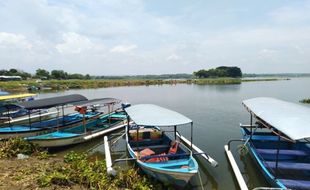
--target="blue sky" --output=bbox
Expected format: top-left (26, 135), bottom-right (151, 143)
top-left (0, 0), bottom-right (310, 75)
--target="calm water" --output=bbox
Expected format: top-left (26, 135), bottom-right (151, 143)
top-left (36, 78), bottom-right (310, 190)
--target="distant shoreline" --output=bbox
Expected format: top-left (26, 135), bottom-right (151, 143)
top-left (0, 77), bottom-right (291, 93)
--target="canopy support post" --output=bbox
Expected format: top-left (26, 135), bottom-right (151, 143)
top-left (7, 107), bottom-right (12, 129)
top-left (190, 122), bottom-right (193, 154)
top-left (39, 109), bottom-right (42, 123)
top-left (275, 135), bottom-right (280, 178)
top-left (136, 127), bottom-right (139, 153)
top-left (56, 107), bottom-right (60, 131)
top-left (62, 105), bottom-right (65, 125)
top-left (174, 125), bottom-right (177, 140)
top-left (126, 115), bottom-right (130, 141)
top-left (83, 113), bottom-right (86, 133)
top-left (250, 114), bottom-right (253, 140)
top-left (28, 111), bottom-right (31, 129)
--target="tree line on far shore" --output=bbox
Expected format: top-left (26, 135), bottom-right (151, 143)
top-left (0, 69), bottom-right (91, 80)
top-left (1, 66), bottom-right (242, 80)
top-left (193, 66), bottom-right (242, 78)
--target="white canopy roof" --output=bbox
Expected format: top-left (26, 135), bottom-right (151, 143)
top-left (243, 97), bottom-right (310, 140)
top-left (125, 104), bottom-right (192, 127)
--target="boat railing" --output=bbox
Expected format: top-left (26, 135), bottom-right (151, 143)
top-left (139, 152), bottom-right (203, 161)
top-left (240, 124), bottom-right (258, 128)
top-left (226, 139), bottom-right (247, 150)
top-left (252, 188), bottom-right (287, 190)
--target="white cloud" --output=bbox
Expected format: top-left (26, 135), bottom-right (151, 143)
top-left (56, 32), bottom-right (95, 54)
top-left (270, 6), bottom-right (310, 24)
top-left (0, 32), bottom-right (32, 50)
top-left (167, 54), bottom-right (181, 61)
top-left (1, 0), bottom-right (310, 74)
top-left (110, 44), bottom-right (137, 53)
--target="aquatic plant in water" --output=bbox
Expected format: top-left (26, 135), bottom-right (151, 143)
top-left (39, 151), bottom-right (158, 190)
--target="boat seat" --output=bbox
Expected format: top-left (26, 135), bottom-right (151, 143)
top-left (278, 179), bottom-right (310, 190)
top-left (264, 161), bottom-right (310, 171)
top-left (132, 144), bottom-right (170, 151)
top-left (256, 149), bottom-right (308, 156)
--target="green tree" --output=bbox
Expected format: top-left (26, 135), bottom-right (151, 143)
top-left (36, 69), bottom-right (50, 79)
top-left (194, 66), bottom-right (242, 78)
top-left (51, 70), bottom-right (68, 79)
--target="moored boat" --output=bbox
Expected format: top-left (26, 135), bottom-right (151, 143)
top-left (237, 97), bottom-right (310, 190)
top-left (0, 94), bottom-right (96, 139)
top-left (0, 93), bottom-right (37, 122)
top-left (124, 104), bottom-right (199, 186)
top-left (27, 98), bottom-right (127, 147)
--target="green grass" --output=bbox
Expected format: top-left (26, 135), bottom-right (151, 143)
top-left (241, 78), bottom-right (289, 82)
top-left (38, 151), bottom-right (163, 189)
top-left (0, 78), bottom-right (243, 93)
top-left (0, 139), bottom-right (163, 189)
top-left (193, 78), bottom-right (241, 85)
top-left (0, 138), bottom-right (40, 158)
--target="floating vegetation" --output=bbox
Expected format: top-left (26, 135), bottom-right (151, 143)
top-left (38, 151), bottom-right (157, 189)
top-left (242, 78), bottom-right (289, 82)
top-left (300, 98), bottom-right (310, 104)
top-left (237, 144), bottom-right (249, 156)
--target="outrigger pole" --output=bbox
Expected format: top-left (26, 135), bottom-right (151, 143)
top-left (176, 132), bottom-right (218, 167)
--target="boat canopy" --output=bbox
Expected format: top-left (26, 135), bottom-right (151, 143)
top-left (0, 93), bottom-right (36, 101)
top-left (72, 98), bottom-right (121, 107)
top-left (243, 97), bottom-right (310, 140)
top-left (18, 94), bottom-right (88, 110)
top-left (125, 104), bottom-right (192, 127)
top-left (0, 104), bottom-right (22, 113)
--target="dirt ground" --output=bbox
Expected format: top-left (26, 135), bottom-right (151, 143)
top-left (0, 157), bottom-right (86, 190)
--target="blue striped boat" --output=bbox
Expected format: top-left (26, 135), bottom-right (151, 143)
top-left (241, 97), bottom-right (310, 190)
top-left (124, 104), bottom-right (199, 186)
top-left (27, 111), bottom-right (127, 147)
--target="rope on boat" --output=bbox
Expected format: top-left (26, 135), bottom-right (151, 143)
top-left (197, 170), bottom-right (205, 190)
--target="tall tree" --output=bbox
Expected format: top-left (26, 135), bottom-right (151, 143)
top-left (36, 68), bottom-right (50, 79)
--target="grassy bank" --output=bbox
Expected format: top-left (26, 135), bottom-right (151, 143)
top-left (241, 78), bottom-right (289, 82)
top-left (0, 78), bottom-right (243, 93)
top-left (0, 138), bottom-right (162, 190)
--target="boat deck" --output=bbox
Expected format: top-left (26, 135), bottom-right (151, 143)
top-left (243, 128), bottom-right (310, 190)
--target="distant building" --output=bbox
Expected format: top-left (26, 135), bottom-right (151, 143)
top-left (0, 76), bottom-right (22, 81)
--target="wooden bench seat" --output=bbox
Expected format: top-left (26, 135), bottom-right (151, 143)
top-left (256, 149), bottom-right (308, 156)
top-left (279, 179), bottom-right (310, 190)
top-left (264, 161), bottom-right (310, 171)
top-left (132, 144), bottom-right (170, 151)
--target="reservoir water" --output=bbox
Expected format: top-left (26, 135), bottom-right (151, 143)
top-left (36, 78), bottom-right (310, 190)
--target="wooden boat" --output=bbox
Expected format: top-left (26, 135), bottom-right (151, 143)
top-left (0, 94), bottom-right (94, 139)
top-left (0, 93), bottom-right (37, 121)
top-left (27, 98), bottom-right (127, 147)
top-left (240, 97), bottom-right (310, 190)
top-left (124, 104), bottom-right (199, 186)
